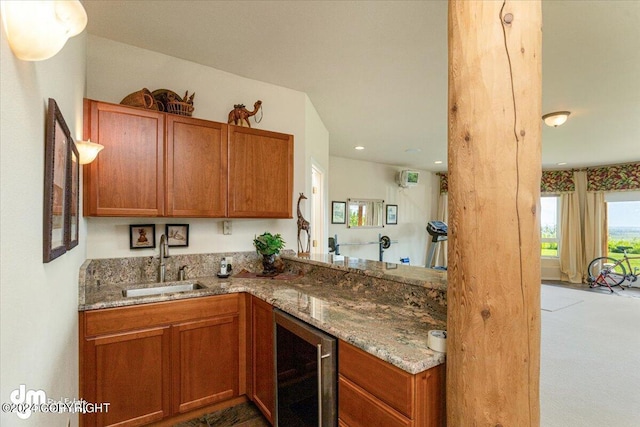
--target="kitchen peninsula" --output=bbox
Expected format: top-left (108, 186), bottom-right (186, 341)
top-left (78, 253), bottom-right (447, 426)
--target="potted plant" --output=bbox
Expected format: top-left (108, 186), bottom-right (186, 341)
top-left (253, 232), bottom-right (285, 276)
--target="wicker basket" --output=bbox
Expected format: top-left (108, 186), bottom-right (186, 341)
top-left (166, 100), bottom-right (194, 117)
top-left (120, 88), bottom-right (159, 110)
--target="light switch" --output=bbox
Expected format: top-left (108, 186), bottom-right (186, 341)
top-left (223, 221), bottom-right (232, 235)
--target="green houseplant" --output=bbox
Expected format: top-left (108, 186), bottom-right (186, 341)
top-left (253, 232), bottom-right (285, 276)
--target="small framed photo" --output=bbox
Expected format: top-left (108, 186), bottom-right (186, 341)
top-left (166, 224), bottom-right (189, 247)
top-left (332, 201), bottom-right (346, 224)
top-left (386, 204), bottom-right (398, 225)
top-left (130, 224), bottom-right (156, 249)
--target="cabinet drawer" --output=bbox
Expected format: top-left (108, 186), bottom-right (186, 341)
top-left (339, 376), bottom-right (411, 427)
top-left (84, 294), bottom-right (239, 336)
top-left (339, 340), bottom-right (413, 418)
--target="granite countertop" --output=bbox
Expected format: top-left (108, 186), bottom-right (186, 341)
top-left (284, 253), bottom-right (448, 291)
top-left (79, 254), bottom-right (447, 374)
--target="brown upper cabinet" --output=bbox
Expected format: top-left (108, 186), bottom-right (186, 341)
top-left (166, 115), bottom-right (228, 217)
top-left (228, 126), bottom-right (293, 218)
top-left (83, 99), bottom-right (293, 218)
top-left (83, 100), bottom-right (165, 216)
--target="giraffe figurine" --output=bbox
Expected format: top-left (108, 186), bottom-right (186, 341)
top-left (297, 193), bottom-right (311, 254)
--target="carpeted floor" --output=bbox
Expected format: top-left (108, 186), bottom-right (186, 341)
top-left (543, 279), bottom-right (640, 299)
top-left (540, 284), bottom-right (640, 426)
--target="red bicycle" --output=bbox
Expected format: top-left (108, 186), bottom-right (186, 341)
top-left (587, 246), bottom-right (640, 292)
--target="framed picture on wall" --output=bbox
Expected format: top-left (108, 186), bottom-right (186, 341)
top-left (66, 140), bottom-right (79, 250)
top-left (386, 204), bottom-right (398, 225)
top-left (43, 98), bottom-right (71, 262)
top-left (166, 224), bottom-right (189, 247)
top-left (130, 224), bottom-right (156, 249)
top-left (331, 201), bottom-right (346, 224)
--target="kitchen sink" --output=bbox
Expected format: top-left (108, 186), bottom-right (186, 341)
top-left (122, 281), bottom-right (205, 298)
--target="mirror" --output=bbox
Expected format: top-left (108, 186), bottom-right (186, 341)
top-left (43, 98), bottom-right (73, 262)
top-left (347, 198), bottom-right (384, 228)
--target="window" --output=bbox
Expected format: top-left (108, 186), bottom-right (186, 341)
top-left (607, 201), bottom-right (640, 271)
top-left (541, 196), bottom-right (559, 257)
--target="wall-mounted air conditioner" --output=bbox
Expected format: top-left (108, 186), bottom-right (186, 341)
top-left (396, 170), bottom-right (420, 188)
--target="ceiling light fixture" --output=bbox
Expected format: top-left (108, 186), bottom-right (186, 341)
top-left (557, 162), bottom-right (567, 166)
top-left (542, 111), bottom-right (571, 127)
top-left (1, 0), bottom-right (87, 61)
top-left (354, 146), bottom-right (365, 150)
top-left (434, 160), bottom-right (443, 164)
top-left (75, 139), bottom-right (104, 165)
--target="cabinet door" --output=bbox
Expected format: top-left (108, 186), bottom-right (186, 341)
top-left (172, 315), bottom-right (240, 414)
top-left (251, 296), bottom-right (275, 423)
top-left (339, 376), bottom-right (411, 427)
top-left (228, 126), bottom-right (293, 218)
top-left (83, 100), bottom-right (165, 216)
top-left (82, 327), bottom-right (171, 426)
top-left (166, 116), bottom-right (228, 217)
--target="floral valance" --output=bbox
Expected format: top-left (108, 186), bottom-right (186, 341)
top-left (587, 163), bottom-right (640, 192)
top-left (437, 173), bottom-right (448, 194)
top-left (540, 170), bottom-right (575, 193)
top-left (437, 162), bottom-right (639, 194)
top-left (438, 170), bottom-right (574, 194)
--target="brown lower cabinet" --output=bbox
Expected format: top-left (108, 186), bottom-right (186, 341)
top-left (79, 294), bottom-right (244, 426)
top-left (80, 294), bottom-right (444, 426)
top-left (338, 340), bottom-right (446, 427)
top-left (250, 296), bottom-right (275, 423)
top-left (171, 315), bottom-right (239, 414)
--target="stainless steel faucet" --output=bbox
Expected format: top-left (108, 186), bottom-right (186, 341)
top-left (159, 234), bottom-right (170, 282)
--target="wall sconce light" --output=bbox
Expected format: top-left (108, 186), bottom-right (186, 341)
top-left (1, 0), bottom-right (87, 61)
top-left (75, 139), bottom-right (104, 165)
top-left (542, 111), bottom-right (571, 127)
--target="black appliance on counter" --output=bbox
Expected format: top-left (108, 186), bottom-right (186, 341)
top-left (274, 309), bottom-right (337, 427)
top-left (426, 220), bottom-right (448, 270)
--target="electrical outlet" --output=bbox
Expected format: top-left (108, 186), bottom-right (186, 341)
top-left (223, 220), bottom-right (232, 235)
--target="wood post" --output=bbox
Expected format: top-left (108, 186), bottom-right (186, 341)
top-left (447, 1), bottom-right (542, 426)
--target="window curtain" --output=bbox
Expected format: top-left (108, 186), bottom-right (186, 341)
top-left (559, 188), bottom-right (583, 283)
top-left (558, 171), bottom-right (607, 283)
top-left (583, 192), bottom-right (607, 277)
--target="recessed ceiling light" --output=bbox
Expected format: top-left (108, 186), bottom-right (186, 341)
top-left (434, 160), bottom-right (443, 164)
top-left (405, 148), bottom-right (422, 153)
top-left (557, 162), bottom-right (567, 166)
top-left (354, 146), bottom-right (365, 150)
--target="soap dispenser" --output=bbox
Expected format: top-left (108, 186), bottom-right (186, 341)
top-left (178, 265), bottom-right (187, 281)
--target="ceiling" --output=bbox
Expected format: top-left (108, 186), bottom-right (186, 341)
top-left (83, 0), bottom-right (640, 172)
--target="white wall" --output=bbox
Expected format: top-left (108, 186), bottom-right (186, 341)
top-left (328, 157), bottom-right (438, 265)
top-left (85, 36), bottom-right (328, 259)
top-left (304, 95), bottom-right (330, 253)
top-left (0, 31), bottom-right (87, 426)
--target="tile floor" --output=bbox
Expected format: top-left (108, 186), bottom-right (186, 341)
top-left (174, 402), bottom-right (269, 427)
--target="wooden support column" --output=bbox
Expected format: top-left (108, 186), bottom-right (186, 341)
top-left (447, 1), bottom-right (542, 426)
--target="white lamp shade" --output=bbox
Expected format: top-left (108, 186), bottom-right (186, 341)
top-left (1, 0), bottom-right (87, 61)
top-left (542, 111), bottom-right (571, 127)
top-left (75, 140), bottom-right (104, 165)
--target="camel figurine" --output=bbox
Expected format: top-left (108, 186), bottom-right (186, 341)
top-left (297, 193), bottom-right (311, 254)
top-left (227, 100), bottom-right (262, 127)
